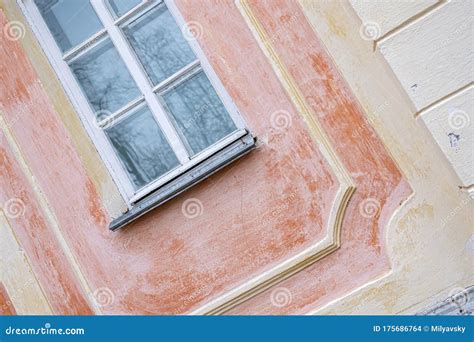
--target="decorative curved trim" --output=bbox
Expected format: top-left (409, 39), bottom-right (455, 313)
top-left (189, 0), bottom-right (356, 315)
top-left (194, 186), bottom-right (354, 315)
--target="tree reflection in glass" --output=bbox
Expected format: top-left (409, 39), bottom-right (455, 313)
top-left (70, 38), bottom-right (141, 117)
top-left (105, 105), bottom-right (179, 189)
top-left (162, 71), bottom-right (237, 156)
top-left (123, 4), bottom-right (196, 85)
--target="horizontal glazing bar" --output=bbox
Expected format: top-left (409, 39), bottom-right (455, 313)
top-left (152, 60), bottom-right (201, 94)
top-left (62, 29), bottom-right (108, 62)
top-left (97, 96), bottom-right (145, 129)
top-left (114, 0), bottom-right (162, 27)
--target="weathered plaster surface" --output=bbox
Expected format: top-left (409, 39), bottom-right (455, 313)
top-left (1, 0), bottom-right (468, 316)
top-left (420, 84), bottom-right (473, 187)
top-left (0, 282), bottom-right (16, 315)
top-left (377, 0), bottom-right (473, 111)
top-left (0, 2), bottom-right (125, 216)
top-left (351, 0), bottom-right (473, 192)
top-left (0, 122), bottom-right (92, 314)
top-left (1, 2), bottom-right (340, 314)
top-left (222, 0), bottom-right (410, 314)
top-left (350, 0), bottom-right (437, 38)
top-left (299, 0), bottom-right (473, 314)
top-left (0, 210), bottom-right (51, 314)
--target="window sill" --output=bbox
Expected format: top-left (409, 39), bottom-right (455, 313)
top-left (109, 132), bottom-right (256, 231)
top-left (129, 129), bottom-right (248, 203)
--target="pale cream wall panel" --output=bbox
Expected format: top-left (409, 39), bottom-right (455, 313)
top-left (378, 0), bottom-right (473, 110)
top-left (300, 0), bottom-right (473, 314)
top-left (0, 212), bottom-right (52, 314)
top-left (421, 85), bottom-right (473, 187)
top-left (350, 0), bottom-right (437, 37)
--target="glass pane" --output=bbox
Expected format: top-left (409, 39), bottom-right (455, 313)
top-left (107, 0), bottom-right (142, 18)
top-left (161, 71), bottom-right (237, 156)
top-left (70, 38), bottom-right (141, 117)
top-left (123, 4), bottom-right (196, 85)
top-left (105, 106), bottom-right (180, 189)
top-left (35, 0), bottom-right (103, 53)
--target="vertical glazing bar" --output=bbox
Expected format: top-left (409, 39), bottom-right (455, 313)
top-left (91, 0), bottom-right (190, 165)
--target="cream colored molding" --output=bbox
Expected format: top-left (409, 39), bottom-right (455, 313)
top-left (190, 0), bottom-right (356, 315)
top-left (0, 114), bottom-right (102, 314)
top-left (306, 191), bottom-right (417, 315)
top-left (0, 211), bottom-right (52, 314)
top-left (195, 187), bottom-right (353, 315)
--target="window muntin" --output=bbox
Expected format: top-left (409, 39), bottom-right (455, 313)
top-left (122, 3), bottom-right (196, 86)
top-left (107, 0), bottom-right (141, 18)
top-left (27, 0), bottom-right (246, 202)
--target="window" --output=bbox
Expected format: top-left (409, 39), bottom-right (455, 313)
top-left (22, 0), bottom-right (254, 228)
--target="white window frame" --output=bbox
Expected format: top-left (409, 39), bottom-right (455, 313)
top-left (19, 0), bottom-right (247, 207)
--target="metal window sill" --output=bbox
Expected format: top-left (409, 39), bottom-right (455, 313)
top-left (109, 132), bottom-right (256, 231)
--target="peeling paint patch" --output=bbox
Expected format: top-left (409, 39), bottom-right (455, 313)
top-left (448, 132), bottom-right (460, 148)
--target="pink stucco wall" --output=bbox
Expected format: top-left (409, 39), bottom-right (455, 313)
top-left (0, 0), bottom-right (411, 314)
